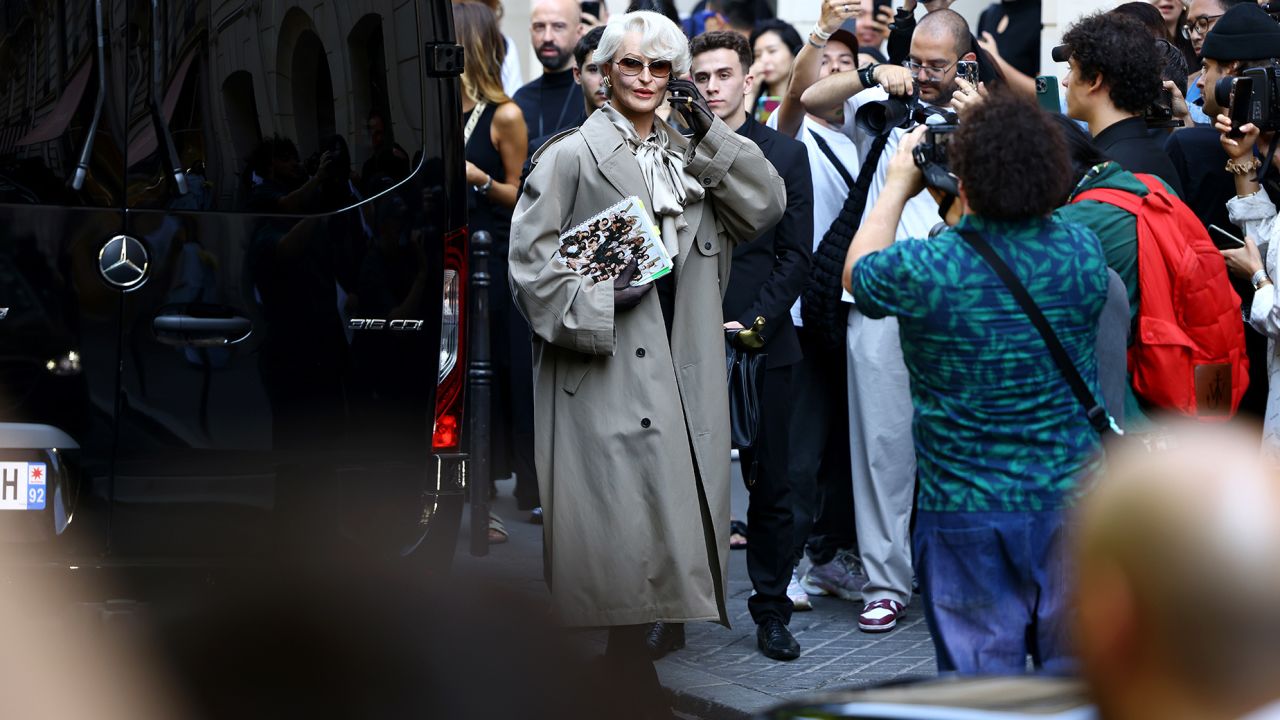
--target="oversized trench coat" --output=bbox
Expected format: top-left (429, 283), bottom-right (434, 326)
top-left (508, 109), bottom-right (786, 627)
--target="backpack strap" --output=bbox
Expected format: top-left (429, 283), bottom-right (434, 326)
top-left (1132, 173), bottom-right (1166, 195)
top-left (1072, 186), bottom-right (1144, 215)
top-left (958, 229), bottom-right (1122, 437)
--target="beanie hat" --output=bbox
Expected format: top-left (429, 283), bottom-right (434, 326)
top-left (1201, 4), bottom-right (1280, 61)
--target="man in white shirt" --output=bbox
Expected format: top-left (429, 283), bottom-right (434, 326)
top-left (765, 1), bottom-right (869, 610)
top-left (801, 7), bottom-right (976, 634)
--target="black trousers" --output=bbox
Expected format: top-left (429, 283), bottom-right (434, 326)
top-left (742, 364), bottom-right (795, 625)
top-left (788, 326), bottom-right (856, 567)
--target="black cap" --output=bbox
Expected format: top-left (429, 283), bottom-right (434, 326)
top-left (1201, 4), bottom-right (1280, 61)
top-left (1051, 43), bottom-right (1071, 63)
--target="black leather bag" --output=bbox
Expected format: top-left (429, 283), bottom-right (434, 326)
top-left (801, 132), bottom-right (890, 351)
top-left (725, 340), bottom-right (766, 449)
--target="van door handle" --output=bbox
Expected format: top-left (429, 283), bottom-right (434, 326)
top-left (153, 311), bottom-right (252, 347)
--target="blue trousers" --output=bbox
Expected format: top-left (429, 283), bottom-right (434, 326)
top-left (913, 510), bottom-right (1074, 674)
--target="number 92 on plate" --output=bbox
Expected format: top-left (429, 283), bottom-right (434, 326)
top-left (0, 463), bottom-right (47, 511)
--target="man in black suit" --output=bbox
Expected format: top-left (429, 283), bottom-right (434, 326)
top-left (1057, 12), bottom-right (1185, 197)
top-left (689, 30), bottom-right (813, 661)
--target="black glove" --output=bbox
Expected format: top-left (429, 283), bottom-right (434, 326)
top-left (667, 78), bottom-right (715, 141)
top-left (613, 260), bottom-right (653, 311)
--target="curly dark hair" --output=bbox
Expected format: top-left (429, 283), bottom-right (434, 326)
top-left (689, 30), bottom-right (753, 72)
top-left (950, 91), bottom-right (1072, 222)
top-left (1062, 12), bottom-right (1162, 115)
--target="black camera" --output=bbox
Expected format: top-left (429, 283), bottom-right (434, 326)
top-left (912, 116), bottom-right (960, 196)
top-left (1214, 63), bottom-right (1280, 135)
top-left (1144, 87), bottom-right (1179, 129)
top-left (855, 85), bottom-right (957, 137)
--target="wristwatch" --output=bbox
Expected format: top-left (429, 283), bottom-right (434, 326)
top-left (858, 62), bottom-right (880, 90)
top-left (473, 174), bottom-right (493, 195)
top-left (1253, 268), bottom-right (1271, 290)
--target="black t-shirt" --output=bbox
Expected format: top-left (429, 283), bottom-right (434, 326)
top-left (513, 69), bottom-right (588, 144)
top-left (977, 0), bottom-right (1042, 78)
top-left (1094, 116), bottom-right (1185, 199)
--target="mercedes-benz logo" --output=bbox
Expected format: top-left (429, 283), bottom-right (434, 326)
top-left (98, 235), bottom-right (149, 290)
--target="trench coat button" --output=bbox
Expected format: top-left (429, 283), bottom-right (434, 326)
top-left (636, 347), bottom-right (646, 358)
top-left (701, 176), bottom-right (713, 186)
top-left (703, 242), bottom-right (712, 250)
top-left (640, 418), bottom-right (651, 428)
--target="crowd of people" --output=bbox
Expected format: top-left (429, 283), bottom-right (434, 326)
top-left (453, 0), bottom-right (1280, 717)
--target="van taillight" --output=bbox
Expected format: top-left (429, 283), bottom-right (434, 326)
top-left (433, 227), bottom-right (468, 451)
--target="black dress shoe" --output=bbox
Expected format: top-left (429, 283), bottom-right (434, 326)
top-left (756, 617), bottom-right (801, 661)
top-left (644, 622), bottom-right (685, 660)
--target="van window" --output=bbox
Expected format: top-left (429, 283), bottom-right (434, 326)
top-left (0, 3), bottom-right (122, 207)
top-left (126, 1), bottom-right (425, 214)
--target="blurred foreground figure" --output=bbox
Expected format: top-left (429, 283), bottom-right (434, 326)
top-left (1074, 428), bottom-right (1280, 720)
top-left (0, 565), bottom-right (609, 719)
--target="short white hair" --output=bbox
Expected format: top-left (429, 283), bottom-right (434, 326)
top-left (595, 11), bottom-right (691, 77)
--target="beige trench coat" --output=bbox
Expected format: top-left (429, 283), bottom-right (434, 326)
top-left (508, 109), bottom-right (786, 627)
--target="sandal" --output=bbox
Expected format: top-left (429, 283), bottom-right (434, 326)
top-left (488, 512), bottom-right (509, 545)
top-left (730, 519), bottom-right (748, 550)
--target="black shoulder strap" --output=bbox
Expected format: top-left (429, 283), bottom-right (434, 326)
top-left (856, 134), bottom-right (890, 195)
top-left (957, 229), bottom-right (1120, 437)
top-left (809, 130), bottom-right (855, 189)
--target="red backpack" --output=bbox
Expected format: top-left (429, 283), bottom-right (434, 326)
top-left (1072, 174), bottom-right (1248, 419)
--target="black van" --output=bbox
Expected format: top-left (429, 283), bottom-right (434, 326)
top-left (0, 0), bottom-right (468, 590)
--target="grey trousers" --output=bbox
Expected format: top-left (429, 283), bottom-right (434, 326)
top-left (846, 308), bottom-right (915, 608)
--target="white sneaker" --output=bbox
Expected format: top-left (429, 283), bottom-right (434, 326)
top-left (787, 570), bottom-right (813, 611)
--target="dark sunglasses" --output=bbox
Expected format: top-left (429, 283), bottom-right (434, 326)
top-left (615, 56), bottom-right (673, 78)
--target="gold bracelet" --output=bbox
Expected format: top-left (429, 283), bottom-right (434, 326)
top-left (1226, 156), bottom-right (1262, 176)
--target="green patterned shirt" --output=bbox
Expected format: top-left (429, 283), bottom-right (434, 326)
top-left (850, 214), bottom-right (1109, 512)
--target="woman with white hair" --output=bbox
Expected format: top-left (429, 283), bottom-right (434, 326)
top-left (509, 10), bottom-right (785, 714)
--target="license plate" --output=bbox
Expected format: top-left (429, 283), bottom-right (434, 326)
top-left (0, 463), bottom-right (46, 511)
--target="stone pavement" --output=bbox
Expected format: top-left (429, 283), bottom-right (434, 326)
top-left (455, 470), bottom-right (937, 719)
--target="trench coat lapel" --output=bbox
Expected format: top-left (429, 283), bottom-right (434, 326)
top-left (581, 111), bottom-right (656, 222)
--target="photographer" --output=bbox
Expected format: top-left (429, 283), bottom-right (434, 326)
top-left (843, 91), bottom-right (1110, 673)
top-left (1058, 12), bottom-right (1185, 197)
top-left (1181, 3), bottom-right (1280, 422)
top-left (800, 8), bottom-right (975, 635)
top-left (1214, 6), bottom-right (1280, 455)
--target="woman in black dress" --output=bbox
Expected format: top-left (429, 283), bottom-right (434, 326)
top-left (455, 2), bottom-right (529, 542)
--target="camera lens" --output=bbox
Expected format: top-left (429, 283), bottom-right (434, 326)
top-left (855, 98), bottom-right (913, 136)
top-left (1214, 77), bottom-right (1237, 111)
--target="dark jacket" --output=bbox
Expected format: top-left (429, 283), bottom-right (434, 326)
top-left (1164, 126), bottom-right (1238, 233)
top-left (1094, 117), bottom-right (1185, 198)
top-left (725, 116), bottom-right (813, 369)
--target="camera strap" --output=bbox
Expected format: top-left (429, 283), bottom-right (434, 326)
top-left (958, 229), bottom-right (1122, 437)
